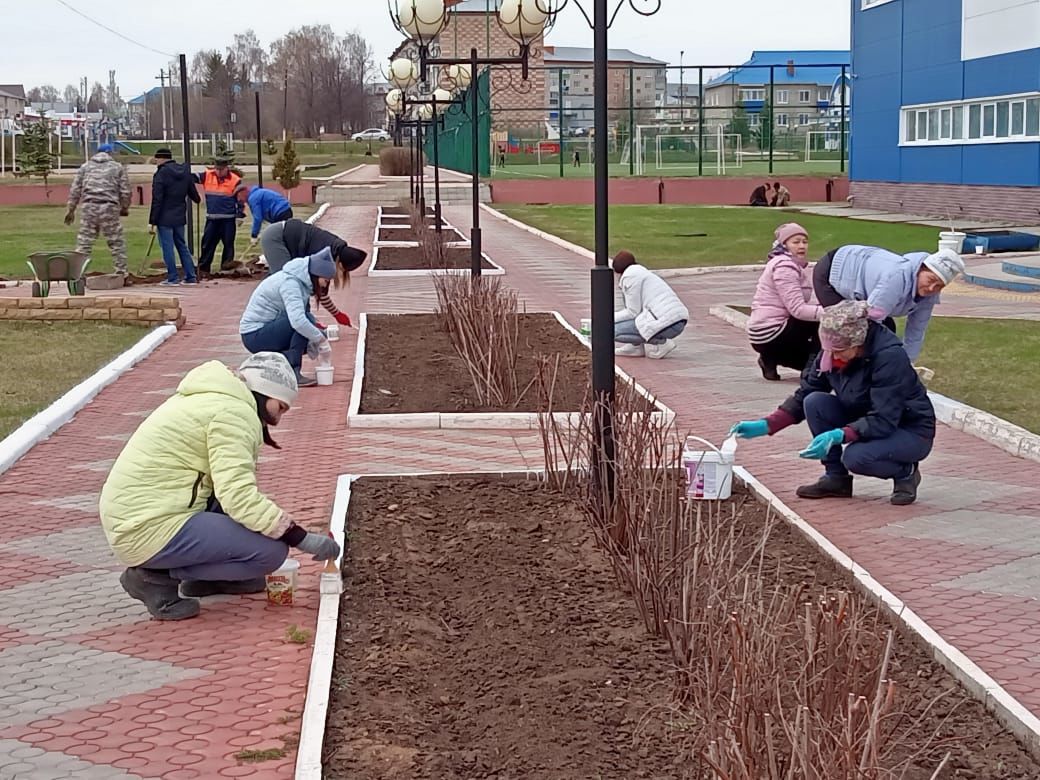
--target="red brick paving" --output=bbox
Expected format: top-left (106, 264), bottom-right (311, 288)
top-left (0, 202), bottom-right (1038, 776)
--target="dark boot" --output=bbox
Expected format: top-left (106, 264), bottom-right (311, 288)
top-left (180, 578), bottom-right (267, 597)
top-left (891, 465), bottom-right (922, 506)
top-left (796, 474), bottom-right (854, 499)
top-left (758, 357), bottom-right (781, 381)
top-left (295, 371), bottom-right (317, 387)
top-left (120, 567), bottom-right (200, 621)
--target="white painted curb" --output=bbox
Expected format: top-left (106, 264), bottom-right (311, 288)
top-left (480, 203), bottom-right (767, 277)
top-left (368, 247), bottom-right (505, 278)
top-left (707, 303), bottom-right (1040, 465)
top-left (736, 466), bottom-right (1040, 756)
top-left (372, 222), bottom-right (469, 249)
top-left (347, 311), bottom-right (674, 429)
top-left (294, 473), bottom-right (353, 780)
top-left (307, 203), bottom-right (331, 225)
top-left (0, 323), bottom-right (178, 478)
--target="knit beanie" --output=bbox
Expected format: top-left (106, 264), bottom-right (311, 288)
top-left (238, 352), bottom-right (299, 406)
top-left (818, 301), bottom-right (870, 372)
top-left (774, 222), bottom-right (808, 247)
top-left (307, 246), bottom-right (337, 279)
top-left (337, 245), bottom-right (368, 272)
top-left (923, 248), bottom-right (965, 285)
top-left (97, 143), bottom-right (114, 153)
top-left (611, 250), bottom-right (637, 276)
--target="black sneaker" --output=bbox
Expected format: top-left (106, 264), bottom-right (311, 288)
top-left (119, 568), bottom-right (200, 620)
top-left (296, 373), bottom-right (318, 387)
top-left (758, 357), bottom-right (781, 381)
top-left (796, 474), bottom-right (854, 499)
top-left (180, 578), bottom-right (267, 597)
top-left (891, 465), bottom-right (922, 506)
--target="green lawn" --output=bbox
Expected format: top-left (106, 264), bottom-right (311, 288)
top-left (495, 205), bottom-right (942, 269)
top-left (916, 318), bottom-right (1040, 435)
top-left (0, 203), bottom-right (316, 278)
top-left (0, 321), bottom-right (148, 438)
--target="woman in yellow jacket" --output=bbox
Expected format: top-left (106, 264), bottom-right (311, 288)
top-left (99, 352), bottom-right (340, 620)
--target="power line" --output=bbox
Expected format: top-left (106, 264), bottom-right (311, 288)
top-left (54, 0), bottom-right (176, 58)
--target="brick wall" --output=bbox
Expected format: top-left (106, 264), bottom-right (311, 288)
top-left (850, 181), bottom-right (1040, 225)
top-left (0, 295), bottom-right (185, 329)
top-left (441, 13), bottom-right (545, 131)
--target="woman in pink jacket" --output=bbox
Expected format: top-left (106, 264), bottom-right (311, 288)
top-left (747, 223), bottom-right (823, 380)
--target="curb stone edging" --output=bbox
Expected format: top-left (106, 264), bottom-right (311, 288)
top-left (292, 466), bottom-right (1040, 778)
top-left (308, 203), bottom-right (331, 225)
top-left (0, 323), bottom-right (178, 477)
top-left (368, 247), bottom-right (505, 278)
top-left (295, 473), bottom-right (352, 780)
top-left (347, 312), bottom-right (674, 429)
top-left (736, 466), bottom-right (1040, 758)
top-left (707, 303), bottom-right (1040, 465)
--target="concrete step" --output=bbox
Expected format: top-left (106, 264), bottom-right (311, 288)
top-left (1002, 255), bottom-right (1040, 279)
top-left (963, 262), bottom-right (1040, 293)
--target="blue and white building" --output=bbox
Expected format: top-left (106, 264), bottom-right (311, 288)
top-left (851, 0), bottom-right (1040, 221)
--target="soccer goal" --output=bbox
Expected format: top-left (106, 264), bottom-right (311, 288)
top-left (805, 130), bottom-right (849, 163)
top-left (633, 125), bottom-right (743, 175)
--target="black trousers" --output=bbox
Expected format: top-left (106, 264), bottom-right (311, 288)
top-left (813, 249), bottom-right (898, 333)
top-left (270, 208), bottom-right (293, 224)
top-left (752, 318), bottom-right (821, 371)
top-left (198, 218), bottom-right (237, 271)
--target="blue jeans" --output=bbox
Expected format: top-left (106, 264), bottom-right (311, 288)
top-left (614, 319), bottom-right (687, 345)
top-left (241, 311), bottom-right (315, 372)
top-left (156, 225), bottom-right (197, 283)
top-left (803, 392), bottom-right (933, 480)
top-left (143, 511), bottom-right (287, 581)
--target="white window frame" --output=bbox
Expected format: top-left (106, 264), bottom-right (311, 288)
top-left (900, 91), bottom-right (1040, 146)
top-left (775, 113), bottom-right (789, 127)
top-left (819, 88), bottom-right (831, 102)
top-left (775, 89), bottom-right (789, 104)
top-left (740, 88), bottom-right (765, 102)
top-left (798, 113), bottom-right (811, 126)
top-left (798, 89), bottom-right (812, 103)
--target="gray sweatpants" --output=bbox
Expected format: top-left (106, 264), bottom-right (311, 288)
top-left (143, 511), bottom-right (288, 581)
top-left (260, 221), bottom-right (293, 273)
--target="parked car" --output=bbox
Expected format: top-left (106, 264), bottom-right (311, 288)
top-left (352, 128), bottom-right (391, 142)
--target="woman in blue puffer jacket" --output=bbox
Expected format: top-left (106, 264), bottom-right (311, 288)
top-left (239, 246), bottom-right (339, 386)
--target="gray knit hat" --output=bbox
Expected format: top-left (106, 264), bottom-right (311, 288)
top-left (238, 352), bottom-right (298, 406)
top-left (923, 248), bottom-right (965, 285)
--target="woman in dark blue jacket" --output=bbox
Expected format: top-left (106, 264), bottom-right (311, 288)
top-left (731, 300), bottom-right (936, 505)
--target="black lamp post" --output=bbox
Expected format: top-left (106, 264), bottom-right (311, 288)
top-left (389, 0), bottom-right (556, 278)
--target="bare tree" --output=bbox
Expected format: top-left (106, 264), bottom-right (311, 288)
top-left (27, 85), bottom-right (61, 103)
top-left (86, 82), bottom-right (105, 112)
top-left (231, 29), bottom-right (268, 85)
top-left (62, 84), bottom-right (81, 109)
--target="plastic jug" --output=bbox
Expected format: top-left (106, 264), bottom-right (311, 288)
top-left (683, 434), bottom-right (737, 500)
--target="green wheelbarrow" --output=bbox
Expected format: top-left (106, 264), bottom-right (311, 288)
top-left (26, 251), bottom-right (92, 297)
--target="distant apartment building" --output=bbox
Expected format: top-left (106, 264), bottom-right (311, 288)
top-left (0, 84), bottom-right (26, 119)
top-left (544, 46), bottom-right (667, 132)
top-left (702, 50), bottom-right (850, 133)
top-left (662, 82), bottom-right (701, 124)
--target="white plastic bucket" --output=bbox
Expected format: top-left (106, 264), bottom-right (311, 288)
top-left (938, 231), bottom-right (966, 254)
top-left (326, 324), bottom-right (341, 342)
top-left (682, 435), bottom-right (736, 500)
top-left (315, 366), bottom-right (334, 386)
top-left (266, 557), bottom-right (300, 605)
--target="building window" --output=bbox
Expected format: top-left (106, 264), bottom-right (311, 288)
top-left (775, 113), bottom-right (789, 127)
top-left (749, 114), bottom-right (760, 127)
top-left (819, 88), bottom-right (831, 102)
top-left (798, 89), bottom-right (812, 103)
top-left (776, 90), bottom-right (789, 104)
top-left (902, 92), bottom-right (1040, 146)
top-left (798, 113), bottom-right (811, 125)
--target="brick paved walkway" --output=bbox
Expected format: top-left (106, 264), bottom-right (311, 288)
top-left (0, 203), bottom-right (1038, 777)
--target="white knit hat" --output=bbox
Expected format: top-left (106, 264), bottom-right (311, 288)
top-left (238, 353), bottom-right (299, 406)
top-left (923, 248), bottom-right (965, 285)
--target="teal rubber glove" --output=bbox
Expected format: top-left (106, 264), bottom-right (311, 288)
top-left (730, 420), bottom-right (769, 439)
top-left (799, 429), bottom-right (845, 459)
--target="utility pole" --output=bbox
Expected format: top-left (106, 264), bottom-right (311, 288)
top-left (179, 54), bottom-right (195, 254)
top-left (282, 68), bottom-right (289, 141)
top-left (168, 66), bottom-right (175, 139)
top-left (157, 71), bottom-right (168, 141)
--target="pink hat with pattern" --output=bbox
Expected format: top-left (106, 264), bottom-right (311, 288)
top-left (774, 222), bottom-right (808, 246)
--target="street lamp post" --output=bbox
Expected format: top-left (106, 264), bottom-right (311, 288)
top-left (389, 0), bottom-right (556, 277)
top-left (679, 49), bottom-right (684, 127)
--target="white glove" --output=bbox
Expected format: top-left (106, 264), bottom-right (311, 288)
top-left (307, 337), bottom-right (331, 360)
top-left (318, 339), bottom-right (332, 355)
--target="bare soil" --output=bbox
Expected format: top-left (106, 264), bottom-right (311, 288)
top-left (324, 477), bottom-right (1040, 779)
top-left (373, 246), bottom-right (494, 272)
top-left (377, 226), bottom-right (463, 243)
top-left (324, 476), bottom-right (685, 779)
top-left (359, 312), bottom-right (606, 414)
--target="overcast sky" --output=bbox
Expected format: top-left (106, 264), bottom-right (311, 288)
top-left (4, 0), bottom-right (851, 98)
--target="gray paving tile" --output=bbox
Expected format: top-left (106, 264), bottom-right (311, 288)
top-left (939, 556), bottom-right (1040, 599)
top-left (0, 571), bottom-right (152, 636)
top-left (0, 738), bottom-right (152, 778)
top-left (0, 642), bottom-right (205, 727)
top-left (30, 494), bottom-right (100, 516)
top-left (878, 509), bottom-right (1040, 552)
top-left (0, 527), bottom-right (118, 569)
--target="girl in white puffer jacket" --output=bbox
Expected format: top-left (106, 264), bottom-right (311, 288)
top-left (612, 250), bottom-right (689, 359)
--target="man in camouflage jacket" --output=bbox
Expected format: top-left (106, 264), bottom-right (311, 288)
top-left (65, 143), bottom-right (132, 277)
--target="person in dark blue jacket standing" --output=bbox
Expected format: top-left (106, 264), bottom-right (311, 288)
top-left (730, 300), bottom-right (936, 506)
top-left (196, 157), bottom-right (243, 275)
top-left (148, 148), bottom-right (201, 285)
top-left (236, 185), bottom-right (293, 246)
